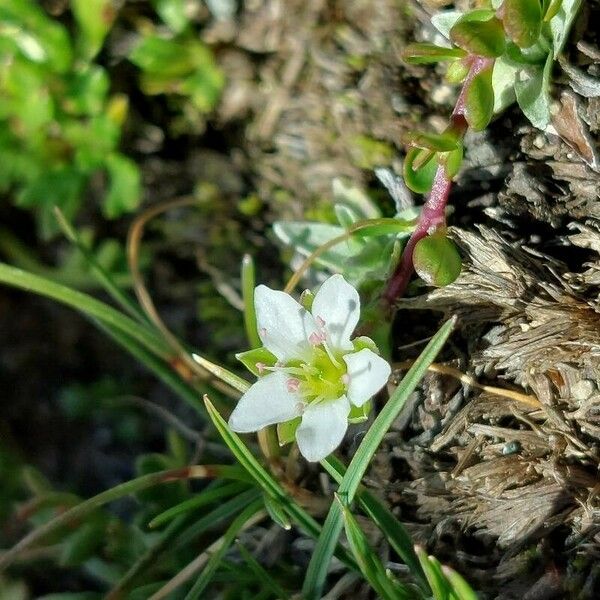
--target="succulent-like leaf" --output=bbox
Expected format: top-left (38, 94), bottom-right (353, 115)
top-left (464, 65), bottom-right (494, 131)
top-left (403, 43), bottom-right (466, 64)
top-left (413, 233), bottom-right (462, 287)
top-left (502, 0), bottom-right (542, 48)
top-left (404, 130), bottom-right (459, 152)
top-left (514, 53), bottom-right (552, 129)
top-left (403, 148), bottom-right (438, 194)
top-left (450, 10), bottom-right (506, 57)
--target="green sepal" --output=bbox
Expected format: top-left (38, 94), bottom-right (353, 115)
top-left (277, 417), bottom-right (301, 446)
top-left (300, 289), bottom-right (315, 311)
top-left (348, 400), bottom-right (372, 424)
top-left (403, 148), bottom-right (438, 194)
top-left (502, 0), bottom-right (542, 48)
top-left (402, 43), bottom-right (467, 64)
top-left (450, 10), bottom-right (506, 57)
top-left (464, 65), bottom-right (494, 131)
top-left (352, 336), bottom-right (379, 353)
top-left (236, 347), bottom-right (277, 376)
top-left (413, 233), bottom-right (462, 287)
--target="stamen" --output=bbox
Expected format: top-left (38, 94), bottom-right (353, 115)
top-left (286, 378), bottom-right (300, 393)
top-left (259, 327), bottom-right (267, 338)
top-left (309, 331), bottom-right (326, 346)
top-left (341, 373), bottom-right (350, 385)
top-left (316, 315), bottom-right (326, 328)
top-left (256, 362), bottom-right (266, 374)
top-left (322, 341), bottom-right (342, 369)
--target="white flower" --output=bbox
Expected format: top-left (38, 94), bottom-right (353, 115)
top-left (229, 274), bottom-right (391, 462)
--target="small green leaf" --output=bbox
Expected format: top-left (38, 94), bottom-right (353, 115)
top-left (548, 0), bottom-right (582, 57)
top-left (404, 130), bottom-right (459, 152)
top-left (277, 417), bottom-right (301, 445)
top-left (402, 43), bottom-right (467, 64)
top-left (439, 145), bottom-right (464, 179)
top-left (71, 0), bottom-right (115, 60)
top-left (502, 0), bottom-right (542, 48)
top-left (103, 153), bottom-right (141, 219)
top-left (431, 10), bottom-right (463, 39)
top-left (235, 347), bottom-right (277, 376)
top-left (514, 53), bottom-right (552, 129)
top-left (151, 0), bottom-right (189, 33)
top-left (403, 148), bottom-right (438, 194)
top-left (492, 55), bottom-right (520, 112)
top-left (445, 59), bottom-right (470, 84)
top-left (450, 10), bottom-right (506, 57)
top-left (59, 519), bottom-right (105, 566)
top-left (413, 233), bottom-right (462, 287)
top-left (464, 65), bottom-right (494, 131)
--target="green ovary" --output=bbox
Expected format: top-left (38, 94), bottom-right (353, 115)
top-left (289, 347), bottom-right (347, 404)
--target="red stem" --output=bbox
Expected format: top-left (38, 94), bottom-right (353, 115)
top-left (383, 56), bottom-right (493, 306)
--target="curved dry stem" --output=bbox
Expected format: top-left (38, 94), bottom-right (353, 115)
top-left (393, 360), bottom-right (542, 409)
top-left (127, 197), bottom-right (240, 399)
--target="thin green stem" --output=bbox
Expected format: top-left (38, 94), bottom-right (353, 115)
top-left (241, 254), bottom-right (261, 349)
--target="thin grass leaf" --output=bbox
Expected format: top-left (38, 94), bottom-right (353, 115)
top-left (237, 542), bottom-right (291, 600)
top-left (149, 480), bottom-right (250, 528)
top-left (442, 566), bottom-right (479, 600)
top-left (173, 488), bottom-right (262, 550)
top-left (337, 496), bottom-right (411, 600)
top-left (53, 207), bottom-right (148, 324)
top-left (184, 500), bottom-right (265, 599)
top-left (203, 397), bottom-right (357, 570)
top-left (322, 456), bottom-right (428, 593)
top-left (241, 254), bottom-right (261, 349)
top-left (0, 465), bottom-right (236, 570)
top-left (0, 262), bottom-right (167, 359)
top-left (303, 317), bottom-right (456, 600)
top-left (415, 547), bottom-right (453, 600)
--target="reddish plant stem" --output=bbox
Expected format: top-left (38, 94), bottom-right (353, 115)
top-left (383, 56), bottom-right (493, 305)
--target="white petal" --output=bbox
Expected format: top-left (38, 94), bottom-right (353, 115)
top-left (343, 349), bottom-right (391, 407)
top-left (228, 371), bottom-right (303, 432)
top-left (255, 285), bottom-right (317, 362)
top-left (296, 396), bottom-right (350, 462)
top-left (311, 274), bottom-right (360, 351)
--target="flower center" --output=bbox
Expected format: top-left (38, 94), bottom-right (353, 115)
top-left (284, 345), bottom-right (347, 405)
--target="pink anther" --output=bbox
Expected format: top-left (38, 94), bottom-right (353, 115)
top-left (286, 378), bottom-right (301, 393)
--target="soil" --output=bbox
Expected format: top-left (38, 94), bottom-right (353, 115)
top-left (2, 0), bottom-right (599, 598)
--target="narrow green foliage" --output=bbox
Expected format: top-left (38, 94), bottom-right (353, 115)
top-left (403, 148), bottom-right (438, 194)
top-left (403, 43), bottom-right (466, 64)
top-left (450, 11), bottom-right (506, 57)
top-left (302, 318), bottom-right (456, 599)
top-left (502, 0), bottom-right (542, 49)
top-left (415, 547), bottom-right (453, 600)
top-left (241, 254), bottom-right (261, 349)
top-left (263, 494), bottom-right (292, 530)
top-left (184, 500), bottom-right (264, 599)
top-left (237, 543), bottom-right (291, 600)
top-left (413, 234), bottom-right (462, 287)
top-left (149, 481), bottom-right (249, 528)
top-left (404, 130), bottom-right (458, 152)
top-left (323, 456), bottom-right (429, 594)
top-left (464, 65), bottom-right (494, 131)
top-left (443, 566), bottom-right (480, 600)
top-left (71, 0), bottom-right (115, 60)
top-left (338, 497), bottom-right (413, 600)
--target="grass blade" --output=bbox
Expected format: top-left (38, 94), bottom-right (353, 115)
top-left (322, 455), bottom-right (428, 593)
top-left (203, 397), bottom-right (357, 570)
top-left (237, 542), bottom-right (291, 600)
top-left (303, 317), bottom-right (456, 599)
top-left (337, 496), bottom-right (411, 600)
top-left (0, 465), bottom-right (236, 571)
top-left (0, 262), bottom-right (167, 359)
top-left (149, 480), bottom-right (249, 528)
top-left (184, 501), bottom-right (265, 599)
top-left (442, 566), bottom-right (479, 600)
